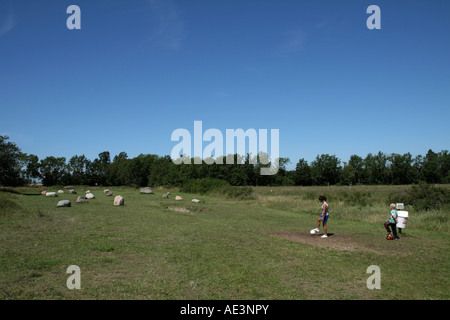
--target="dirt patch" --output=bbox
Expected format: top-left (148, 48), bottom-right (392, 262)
top-left (167, 206), bottom-right (211, 213)
top-left (168, 206), bottom-right (191, 213)
top-left (269, 231), bottom-right (378, 253)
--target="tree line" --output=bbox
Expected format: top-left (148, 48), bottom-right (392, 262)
top-left (1, 135), bottom-right (449, 187)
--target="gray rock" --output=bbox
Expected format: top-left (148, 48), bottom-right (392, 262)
top-left (57, 200), bottom-right (71, 207)
top-left (76, 196), bottom-right (88, 203)
top-left (140, 187), bottom-right (153, 194)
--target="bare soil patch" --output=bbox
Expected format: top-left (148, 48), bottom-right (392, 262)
top-left (269, 231), bottom-right (382, 254)
top-left (167, 206), bottom-right (211, 213)
top-left (168, 206), bottom-right (191, 213)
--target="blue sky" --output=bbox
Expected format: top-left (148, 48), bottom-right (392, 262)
top-left (1, 0), bottom-right (449, 170)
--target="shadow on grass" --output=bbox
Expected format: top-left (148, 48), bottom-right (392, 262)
top-left (0, 187), bottom-right (41, 196)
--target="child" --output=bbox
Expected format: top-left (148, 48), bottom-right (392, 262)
top-left (384, 204), bottom-right (400, 240)
top-left (312, 195), bottom-right (329, 238)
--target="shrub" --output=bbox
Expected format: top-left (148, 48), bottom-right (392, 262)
top-left (219, 186), bottom-right (255, 200)
top-left (180, 178), bottom-right (230, 194)
top-left (342, 191), bottom-right (372, 208)
top-left (303, 192), bottom-right (317, 201)
top-left (180, 178), bottom-right (254, 200)
top-left (403, 182), bottom-right (449, 211)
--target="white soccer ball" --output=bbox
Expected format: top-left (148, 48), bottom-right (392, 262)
top-left (310, 229), bottom-right (316, 235)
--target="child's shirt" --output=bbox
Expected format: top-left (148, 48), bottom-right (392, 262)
top-left (321, 201), bottom-right (330, 216)
top-left (389, 209), bottom-right (397, 223)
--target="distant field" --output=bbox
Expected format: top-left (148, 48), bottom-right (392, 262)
top-left (0, 185), bottom-right (448, 300)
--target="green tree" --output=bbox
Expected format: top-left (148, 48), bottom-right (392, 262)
top-left (422, 149), bottom-right (440, 183)
top-left (412, 154), bottom-right (424, 182)
top-left (438, 150), bottom-right (450, 183)
top-left (39, 156), bottom-right (68, 186)
top-left (389, 153), bottom-right (416, 185)
top-left (22, 154), bottom-right (41, 183)
top-left (68, 155), bottom-right (89, 185)
top-left (147, 155), bottom-right (177, 187)
top-left (348, 154), bottom-right (365, 184)
top-left (310, 154), bottom-right (342, 185)
top-left (253, 152), bottom-right (277, 186)
top-left (91, 151), bottom-right (111, 185)
top-left (107, 152), bottom-right (129, 186)
top-left (294, 158), bottom-right (312, 186)
top-left (0, 136), bottom-right (24, 186)
top-left (126, 154), bottom-right (159, 187)
top-left (340, 162), bottom-right (355, 186)
top-left (363, 152), bottom-right (390, 184)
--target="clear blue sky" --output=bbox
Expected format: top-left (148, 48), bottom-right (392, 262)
top-left (1, 0), bottom-right (449, 170)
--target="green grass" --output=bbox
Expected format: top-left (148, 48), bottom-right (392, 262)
top-left (253, 185), bottom-right (449, 232)
top-left (0, 185), bottom-right (448, 300)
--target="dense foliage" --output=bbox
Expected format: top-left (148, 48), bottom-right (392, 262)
top-left (1, 135), bottom-right (449, 187)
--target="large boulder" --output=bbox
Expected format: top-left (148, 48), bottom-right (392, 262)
top-left (76, 196), bottom-right (88, 203)
top-left (57, 200), bottom-right (71, 207)
top-left (191, 199), bottom-right (200, 203)
top-left (68, 189), bottom-right (77, 194)
top-left (105, 191), bottom-right (113, 196)
top-left (86, 193), bottom-right (95, 199)
top-left (114, 195), bottom-right (124, 206)
top-left (175, 195), bottom-right (183, 201)
top-left (45, 192), bottom-right (57, 197)
top-left (140, 187), bottom-right (153, 194)
top-left (103, 189), bottom-right (111, 194)
top-left (57, 190), bottom-right (64, 194)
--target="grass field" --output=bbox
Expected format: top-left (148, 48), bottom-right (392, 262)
top-left (0, 185), bottom-right (448, 300)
